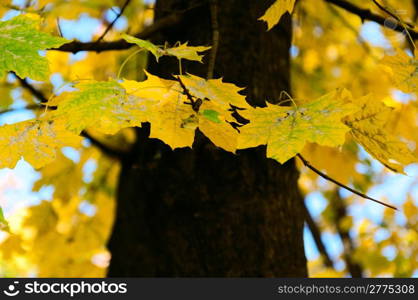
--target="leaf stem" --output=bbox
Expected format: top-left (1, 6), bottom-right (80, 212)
top-left (117, 48), bottom-right (145, 79)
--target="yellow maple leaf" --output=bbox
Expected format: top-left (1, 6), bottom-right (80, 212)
top-left (259, 0), bottom-right (296, 30)
top-left (238, 90), bottom-right (356, 163)
top-left (0, 119), bottom-right (81, 169)
top-left (54, 80), bottom-right (154, 135)
top-left (198, 101), bottom-right (238, 153)
top-left (123, 35), bottom-right (211, 62)
top-left (150, 91), bottom-right (198, 149)
top-left (121, 71), bottom-right (177, 103)
top-left (165, 43), bottom-right (211, 62)
top-left (177, 74), bottom-right (250, 109)
top-left (343, 95), bottom-right (416, 173)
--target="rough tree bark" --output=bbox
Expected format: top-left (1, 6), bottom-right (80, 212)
top-left (107, 0), bottom-right (307, 277)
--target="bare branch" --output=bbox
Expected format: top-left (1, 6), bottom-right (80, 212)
top-left (81, 131), bottom-right (127, 158)
top-left (0, 104), bottom-right (42, 115)
top-left (96, 0), bottom-right (132, 42)
top-left (297, 154), bottom-right (397, 210)
top-left (325, 0), bottom-right (418, 39)
top-left (14, 75), bottom-right (48, 103)
top-left (52, 11), bottom-right (184, 54)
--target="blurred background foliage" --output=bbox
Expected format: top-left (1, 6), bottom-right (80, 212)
top-left (0, 0), bottom-right (417, 277)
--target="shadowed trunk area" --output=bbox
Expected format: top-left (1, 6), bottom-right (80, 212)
top-left (107, 0), bottom-right (307, 277)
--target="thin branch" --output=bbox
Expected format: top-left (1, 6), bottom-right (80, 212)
top-left (52, 10), bottom-right (184, 54)
top-left (325, 0), bottom-right (418, 39)
top-left (297, 154), bottom-right (397, 210)
top-left (15, 75), bottom-right (48, 103)
top-left (175, 76), bottom-right (202, 112)
top-left (331, 189), bottom-right (364, 278)
top-left (371, 0), bottom-right (414, 28)
top-left (56, 18), bottom-right (63, 37)
top-left (303, 200), bottom-right (334, 268)
top-left (206, 0), bottom-right (219, 79)
top-left (15, 76), bottom-right (125, 158)
top-left (81, 131), bottom-right (127, 158)
top-left (96, 0), bottom-right (132, 42)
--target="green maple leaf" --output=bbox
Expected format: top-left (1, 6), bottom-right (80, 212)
top-left (0, 14), bottom-right (69, 81)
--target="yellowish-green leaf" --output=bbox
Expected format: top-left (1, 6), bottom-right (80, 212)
top-left (259, 0), bottom-right (296, 30)
top-left (121, 34), bottom-right (164, 61)
top-left (54, 80), bottom-right (153, 135)
top-left (238, 90), bottom-right (357, 163)
top-left (0, 119), bottom-right (81, 169)
top-left (0, 14), bottom-right (69, 80)
top-left (343, 95), bottom-right (416, 173)
top-left (122, 34), bottom-right (210, 62)
top-left (165, 43), bottom-right (211, 62)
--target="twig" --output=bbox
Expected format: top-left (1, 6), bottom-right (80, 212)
top-left (175, 76), bottom-right (202, 112)
top-left (206, 0), bottom-right (219, 79)
top-left (297, 154), bottom-right (397, 210)
top-left (56, 18), bottom-right (63, 37)
top-left (52, 10), bottom-right (185, 53)
top-left (371, 0), bottom-right (414, 28)
top-left (303, 200), bottom-right (334, 268)
top-left (96, 0), bottom-right (132, 42)
top-left (81, 131), bottom-right (126, 158)
top-left (14, 75), bottom-right (48, 103)
top-left (0, 104), bottom-right (43, 115)
top-left (325, 0), bottom-right (418, 39)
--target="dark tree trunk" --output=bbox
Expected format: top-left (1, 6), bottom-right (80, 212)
top-left (107, 0), bottom-right (307, 277)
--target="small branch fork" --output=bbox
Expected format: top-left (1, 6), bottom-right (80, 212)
top-left (297, 154), bottom-right (397, 210)
top-left (175, 76), bottom-right (203, 112)
top-left (96, 0), bottom-right (132, 42)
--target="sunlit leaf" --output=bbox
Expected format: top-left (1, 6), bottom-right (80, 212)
top-left (259, 0), bottom-right (296, 30)
top-left (238, 90), bottom-right (357, 163)
top-left (0, 14), bottom-right (68, 80)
